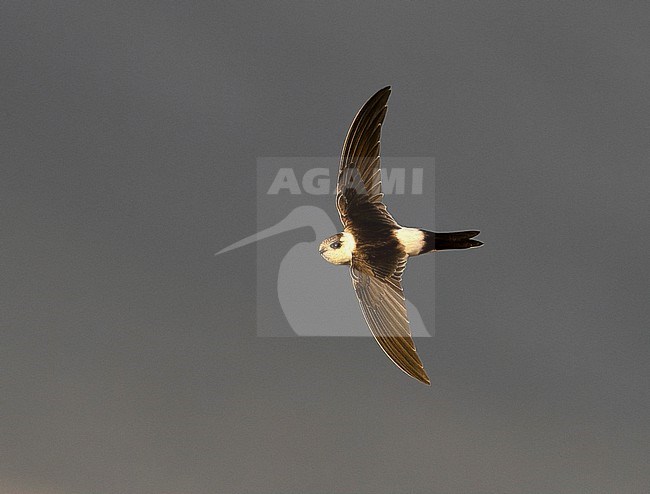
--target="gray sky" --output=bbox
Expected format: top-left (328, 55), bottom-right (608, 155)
top-left (2, 2), bottom-right (649, 493)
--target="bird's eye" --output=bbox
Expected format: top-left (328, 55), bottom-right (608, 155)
top-left (330, 241), bottom-right (341, 249)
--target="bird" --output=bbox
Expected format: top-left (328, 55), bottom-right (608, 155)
top-left (319, 86), bottom-right (482, 385)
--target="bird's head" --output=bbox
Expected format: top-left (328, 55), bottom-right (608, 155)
top-left (319, 232), bottom-right (354, 265)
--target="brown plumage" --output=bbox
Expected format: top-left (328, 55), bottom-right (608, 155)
top-left (319, 87), bottom-right (482, 385)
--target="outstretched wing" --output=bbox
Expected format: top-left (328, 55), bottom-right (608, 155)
top-left (336, 86), bottom-right (396, 229)
top-left (350, 258), bottom-right (431, 385)
top-left (338, 88), bottom-right (429, 384)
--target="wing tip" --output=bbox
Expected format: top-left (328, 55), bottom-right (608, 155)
top-left (378, 85), bottom-right (391, 101)
top-left (368, 86), bottom-right (391, 107)
top-left (389, 357), bottom-right (432, 386)
top-left (409, 367), bottom-right (431, 386)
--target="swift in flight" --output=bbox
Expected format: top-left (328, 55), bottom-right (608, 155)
top-left (319, 87), bottom-right (482, 385)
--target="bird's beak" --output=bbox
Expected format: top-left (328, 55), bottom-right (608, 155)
top-left (318, 247), bottom-right (326, 255)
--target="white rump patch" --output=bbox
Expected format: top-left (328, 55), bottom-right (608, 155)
top-left (395, 227), bottom-right (425, 256)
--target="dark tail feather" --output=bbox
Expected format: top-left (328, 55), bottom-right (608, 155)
top-left (422, 230), bottom-right (482, 253)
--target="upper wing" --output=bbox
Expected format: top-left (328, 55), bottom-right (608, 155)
top-left (350, 259), bottom-right (431, 385)
top-left (336, 87), bottom-right (396, 228)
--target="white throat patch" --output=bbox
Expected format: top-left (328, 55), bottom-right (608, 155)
top-left (341, 231), bottom-right (356, 253)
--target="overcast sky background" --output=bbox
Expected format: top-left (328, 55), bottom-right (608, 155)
top-left (2, 2), bottom-right (649, 493)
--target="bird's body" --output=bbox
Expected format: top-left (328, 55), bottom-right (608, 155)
top-left (320, 225), bottom-right (481, 264)
top-left (319, 86), bottom-right (482, 385)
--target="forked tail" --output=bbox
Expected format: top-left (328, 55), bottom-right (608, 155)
top-left (422, 230), bottom-right (482, 253)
